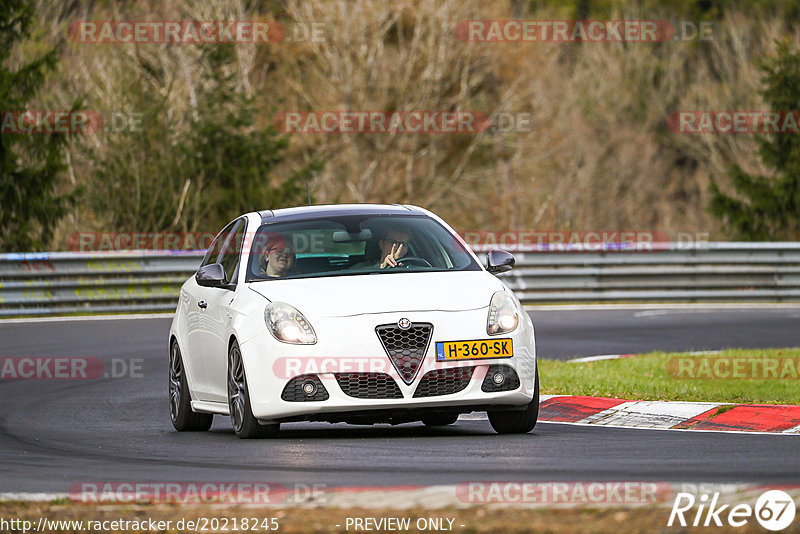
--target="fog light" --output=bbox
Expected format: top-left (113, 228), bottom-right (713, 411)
top-left (302, 381), bottom-right (317, 396)
top-left (492, 372), bottom-right (505, 385)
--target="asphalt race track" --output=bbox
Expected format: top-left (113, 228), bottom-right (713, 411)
top-left (533, 306), bottom-right (800, 359)
top-left (1, 307), bottom-right (799, 493)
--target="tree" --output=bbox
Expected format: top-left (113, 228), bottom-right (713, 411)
top-left (185, 43), bottom-right (318, 227)
top-left (88, 42), bottom-right (317, 235)
top-left (0, 0), bottom-right (76, 251)
top-left (709, 38), bottom-right (800, 240)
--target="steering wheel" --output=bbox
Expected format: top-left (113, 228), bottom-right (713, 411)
top-left (398, 256), bottom-right (433, 268)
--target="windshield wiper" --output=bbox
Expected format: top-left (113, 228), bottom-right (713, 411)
top-left (368, 268), bottom-right (449, 274)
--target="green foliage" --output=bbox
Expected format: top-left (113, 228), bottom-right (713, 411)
top-left (539, 348), bottom-right (800, 404)
top-left (709, 38), bottom-right (800, 240)
top-left (0, 0), bottom-right (76, 252)
top-left (185, 44), bottom-right (316, 225)
top-left (531, 0), bottom-right (800, 20)
top-left (88, 43), bottom-right (318, 234)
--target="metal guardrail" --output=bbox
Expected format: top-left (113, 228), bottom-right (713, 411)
top-left (0, 251), bottom-right (204, 317)
top-left (1, 243), bottom-right (799, 317)
top-left (495, 242), bottom-right (800, 303)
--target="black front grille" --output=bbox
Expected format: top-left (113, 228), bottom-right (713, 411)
top-left (481, 365), bottom-right (521, 392)
top-left (334, 373), bottom-right (403, 399)
top-left (413, 367), bottom-right (474, 398)
top-left (281, 374), bottom-right (329, 402)
top-left (375, 323), bottom-right (433, 385)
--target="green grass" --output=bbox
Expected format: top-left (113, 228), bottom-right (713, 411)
top-left (539, 348), bottom-right (800, 405)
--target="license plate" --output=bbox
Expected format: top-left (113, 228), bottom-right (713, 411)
top-left (435, 339), bottom-right (513, 361)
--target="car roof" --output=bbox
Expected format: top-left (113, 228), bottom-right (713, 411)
top-left (255, 204), bottom-right (427, 224)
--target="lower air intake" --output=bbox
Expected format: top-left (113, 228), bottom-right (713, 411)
top-left (481, 365), bottom-right (521, 392)
top-left (281, 374), bottom-right (329, 402)
top-left (334, 372), bottom-right (403, 399)
top-left (413, 367), bottom-right (475, 398)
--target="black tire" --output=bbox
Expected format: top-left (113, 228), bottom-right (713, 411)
top-left (228, 340), bottom-right (280, 439)
top-left (169, 341), bottom-right (213, 431)
top-left (487, 366), bottom-right (539, 434)
top-left (421, 414), bottom-right (459, 426)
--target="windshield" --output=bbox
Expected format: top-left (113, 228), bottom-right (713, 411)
top-left (246, 214), bottom-right (480, 282)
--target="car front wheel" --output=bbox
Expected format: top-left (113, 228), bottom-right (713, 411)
top-left (228, 340), bottom-right (280, 439)
top-left (487, 366), bottom-right (539, 434)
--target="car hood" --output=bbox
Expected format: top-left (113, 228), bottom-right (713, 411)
top-left (248, 271), bottom-right (503, 318)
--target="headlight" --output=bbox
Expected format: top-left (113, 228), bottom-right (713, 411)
top-left (487, 290), bottom-right (520, 335)
top-left (265, 302), bottom-right (317, 345)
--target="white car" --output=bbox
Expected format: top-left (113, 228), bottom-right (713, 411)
top-left (169, 204), bottom-right (538, 438)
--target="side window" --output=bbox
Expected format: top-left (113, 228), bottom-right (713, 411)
top-left (218, 219), bottom-right (246, 284)
top-left (200, 220), bottom-right (238, 268)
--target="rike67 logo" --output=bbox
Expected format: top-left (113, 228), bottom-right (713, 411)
top-left (669, 489), bottom-right (796, 531)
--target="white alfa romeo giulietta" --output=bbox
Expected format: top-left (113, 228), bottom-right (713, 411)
top-left (169, 204), bottom-right (538, 438)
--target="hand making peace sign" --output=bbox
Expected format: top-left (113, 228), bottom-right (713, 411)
top-left (380, 242), bottom-right (407, 268)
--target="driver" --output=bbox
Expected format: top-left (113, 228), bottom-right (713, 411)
top-left (378, 227), bottom-right (410, 269)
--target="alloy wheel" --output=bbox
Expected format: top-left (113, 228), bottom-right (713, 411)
top-left (228, 346), bottom-right (246, 432)
top-left (169, 343), bottom-right (182, 422)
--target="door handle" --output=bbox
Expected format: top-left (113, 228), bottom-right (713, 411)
top-left (198, 300), bottom-right (208, 309)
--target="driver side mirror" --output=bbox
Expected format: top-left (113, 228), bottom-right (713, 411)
top-left (486, 250), bottom-right (515, 275)
top-left (196, 263), bottom-right (227, 287)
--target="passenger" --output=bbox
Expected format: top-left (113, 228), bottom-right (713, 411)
top-left (258, 233), bottom-right (296, 278)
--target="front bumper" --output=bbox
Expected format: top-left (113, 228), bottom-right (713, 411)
top-left (239, 308), bottom-right (536, 422)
